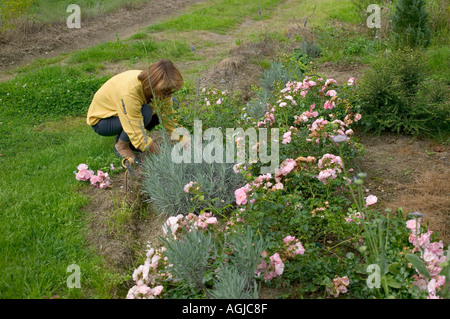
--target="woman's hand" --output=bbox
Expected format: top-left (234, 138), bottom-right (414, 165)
top-left (183, 139), bottom-right (192, 150)
top-left (149, 141), bottom-right (160, 155)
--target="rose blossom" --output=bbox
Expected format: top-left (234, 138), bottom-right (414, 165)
top-left (365, 195), bottom-right (378, 207)
top-left (282, 131), bottom-right (292, 144)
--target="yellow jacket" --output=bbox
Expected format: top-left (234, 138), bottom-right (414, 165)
top-left (87, 70), bottom-right (180, 152)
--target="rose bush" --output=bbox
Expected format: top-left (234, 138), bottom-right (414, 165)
top-left (129, 50), bottom-right (448, 299)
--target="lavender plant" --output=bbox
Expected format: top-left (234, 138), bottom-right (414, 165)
top-left (159, 222), bottom-right (267, 299)
top-left (209, 266), bottom-right (259, 299)
top-left (141, 131), bottom-right (243, 217)
top-left (160, 227), bottom-right (216, 295)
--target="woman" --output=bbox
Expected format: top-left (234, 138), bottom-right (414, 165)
top-left (86, 59), bottom-right (186, 164)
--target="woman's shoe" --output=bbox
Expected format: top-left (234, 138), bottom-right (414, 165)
top-left (114, 139), bottom-right (140, 165)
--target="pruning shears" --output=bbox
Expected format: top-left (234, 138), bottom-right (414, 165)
top-left (121, 157), bottom-right (139, 179)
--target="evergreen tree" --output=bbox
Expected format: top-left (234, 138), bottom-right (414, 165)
top-left (392, 0), bottom-right (432, 48)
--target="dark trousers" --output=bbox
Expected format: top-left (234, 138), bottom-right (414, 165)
top-left (91, 103), bottom-right (159, 143)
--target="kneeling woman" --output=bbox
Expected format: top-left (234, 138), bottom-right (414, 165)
top-left (86, 59), bottom-right (185, 163)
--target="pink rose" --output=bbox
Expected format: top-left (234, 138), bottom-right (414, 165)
top-left (365, 195), bottom-right (378, 207)
top-left (137, 284), bottom-right (151, 295)
top-left (152, 285), bottom-right (163, 296)
top-left (234, 187), bottom-right (248, 206)
top-left (324, 100), bottom-right (335, 110)
top-left (282, 131), bottom-right (292, 144)
top-left (293, 242), bottom-right (305, 255)
top-left (283, 236), bottom-right (296, 244)
top-left (77, 163), bottom-right (89, 171)
top-left (76, 169), bottom-right (94, 181)
top-left (184, 181), bottom-right (194, 193)
top-left (206, 217), bottom-right (218, 225)
top-left (326, 90), bottom-right (337, 97)
top-left (406, 219), bottom-right (420, 231)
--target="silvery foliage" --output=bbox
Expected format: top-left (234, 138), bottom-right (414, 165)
top-left (162, 226), bottom-right (266, 299)
top-left (142, 129), bottom-right (244, 217)
top-left (160, 226), bottom-right (216, 291)
top-left (246, 60), bottom-right (303, 121)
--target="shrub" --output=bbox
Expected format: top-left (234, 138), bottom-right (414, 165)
top-left (246, 52), bottom-right (308, 123)
top-left (128, 217), bottom-right (267, 299)
top-left (131, 47), bottom-right (449, 299)
top-left (259, 61), bottom-right (291, 94)
top-left (356, 49), bottom-right (448, 136)
top-left (176, 88), bottom-right (244, 131)
top-left (141, 133), bottom-right (243, 217)
top-left (392, 0), bottom-right (432, 48)
top-left (298, 39), bottom-right (322, 58)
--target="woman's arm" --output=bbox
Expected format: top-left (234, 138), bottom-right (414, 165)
top-left (117, 94), bottom-right (154, 152)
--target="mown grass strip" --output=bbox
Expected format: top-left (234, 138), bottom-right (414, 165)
top-left (146, 0), bottom-right (284, 34)
top-left (0, 116), bottom-right (124, 298)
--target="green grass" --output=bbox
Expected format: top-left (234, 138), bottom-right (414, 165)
top-left (0, 115), bottom-right (124, 298)
top-left (0, 65), bottom-right (109, 121)
top-left (327, 1), bottom-right (360, 24)
top-left (427, 45), bottom-right (450, 83)
top-left (146, 0), bottom-right (284, 34)
top-left (67, 38), bottom-right (192, 66)
top-left (266, 0), bottom-right (359, 28)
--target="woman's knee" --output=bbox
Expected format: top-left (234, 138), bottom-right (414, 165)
top-left (92, 116), bottom-right (122, 137)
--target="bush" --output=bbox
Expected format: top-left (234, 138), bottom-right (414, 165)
top-left (356, 49), bottom-right (449, 136)
top-left (298, 39), bottom-right (322, 58)
top-left (176, 88), bottom-right (244, 131)
top-left (130, 48), bottom-right (449, 299)
top-left (246, 53), bottom-right (308, 122)
top-left (141, 133), bottom-right (243, 217)
top-left (392, 0), bottom-right (432, 48)
top-left (128, 218), bottom-right (266, 299)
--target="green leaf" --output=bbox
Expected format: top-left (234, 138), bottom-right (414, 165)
top-left (388, 262), bottom-right (401, 274)
top-left (405, 253), bottom-right (431, 279)
top-left (387, 276), bottom-right (402, 289)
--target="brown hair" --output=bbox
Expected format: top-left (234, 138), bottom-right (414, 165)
top-left (138, 59), bottom-right (183, 103)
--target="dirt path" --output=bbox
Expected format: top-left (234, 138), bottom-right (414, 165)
top-left (356, 133), bottom-right (449, 244)
top-left (0, 0), bottom-right (208, 76)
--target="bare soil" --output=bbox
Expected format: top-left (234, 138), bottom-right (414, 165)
top-left (355, 133), bottom-right (450, 245)
top-left (0, 0), bottom-right (208, 76)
